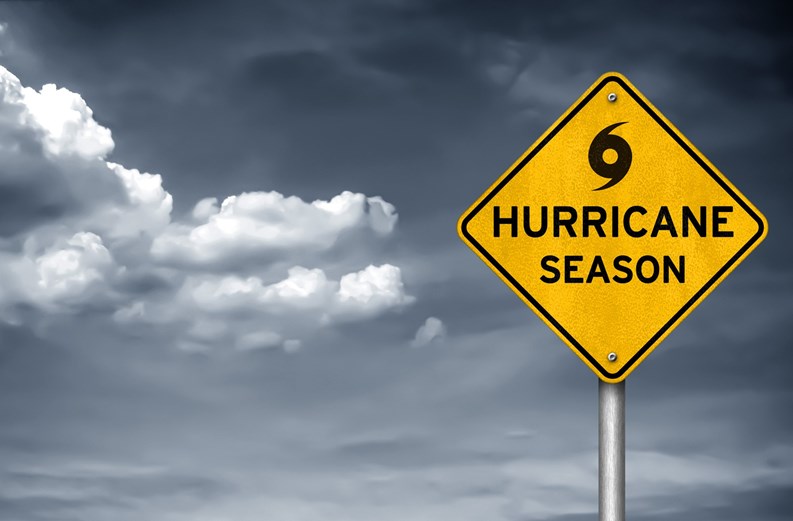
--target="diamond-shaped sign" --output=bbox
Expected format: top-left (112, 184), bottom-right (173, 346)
top-left (458, 72), bottom-right (767, 382)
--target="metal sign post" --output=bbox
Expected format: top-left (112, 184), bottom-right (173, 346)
top-left (599, 380), bottom-right (625, 521)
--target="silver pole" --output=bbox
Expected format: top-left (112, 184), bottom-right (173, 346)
top-left (599, 379), bottom-right (625, 521)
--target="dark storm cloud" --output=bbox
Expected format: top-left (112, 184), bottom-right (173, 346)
top-left (0, 115), bottom-right (123, 237)
top-left (636, 486), bottom-right (793, 521)
top-left (543, 485), bottom-right (793, 521)
top-left (10, 0), bottom-right (787, 219)
top-left (0, 468), bottom-right (231, 521)
top-left (241, 49), bottom-right (388, 110)
top-left (0, 180), bottom-right (68, 236)
top-left (3, 0), bottom-right (508, 208)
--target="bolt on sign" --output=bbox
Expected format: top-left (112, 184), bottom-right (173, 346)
top-left (458, 72), bottom-right (767, 382)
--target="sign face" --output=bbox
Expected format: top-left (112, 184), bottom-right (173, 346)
top-left (458, 72), bottom-right (767, 382)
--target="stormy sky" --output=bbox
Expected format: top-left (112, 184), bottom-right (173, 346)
top-left (0, 1), bottom-right (790, 520)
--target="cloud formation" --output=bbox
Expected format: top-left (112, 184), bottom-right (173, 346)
top-left (115, 263), bottom-right (414, 352)
top-left (411, 316), bottom-right (446, 347)
top-left (0, 65), bottom-right (412, 349)
top-left (152, 190), bottom-right (396, 269)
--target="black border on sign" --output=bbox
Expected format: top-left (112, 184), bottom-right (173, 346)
top-left (459, 75), bottom-right (766, 380)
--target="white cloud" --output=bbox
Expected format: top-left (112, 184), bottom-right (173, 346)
top-left (33, 232), bottom-right (117, 304)
top-left (335, 264), bottom-right (415, 320)
top-left (0, 64), bottom-right (413, 352)
top-left (191, 197), bottom-right (219, 221)
top-left (21, 81), bottom-right (114, 160)
top-left (103, 162), bottom-right (173, 239)
top-left (115, 264), bottom-right (414, 352)
top-left (183, 266), bottom-right (334, 314)
top-left (410, 317), bottom-right (446, 347)
top-left (236, 330), bottom-right (284, 351)
top-left (151, 190), bottom-right (398, 268)
top-left (0, 232), bottom-right (121, 321)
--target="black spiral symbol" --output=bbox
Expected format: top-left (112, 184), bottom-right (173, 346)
top-left (588, 122), bottom-right (631, 191)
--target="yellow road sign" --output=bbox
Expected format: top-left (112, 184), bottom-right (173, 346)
top-left (458, 72), bottom-right (767, 382)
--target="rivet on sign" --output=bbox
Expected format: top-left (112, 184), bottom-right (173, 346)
top-left (607, 352), bottom-right (617, 362)
top-left (607, 93), bottom-right (617, 102)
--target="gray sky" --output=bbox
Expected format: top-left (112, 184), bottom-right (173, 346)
top-left (0, 1), bottom-right (791, 519)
